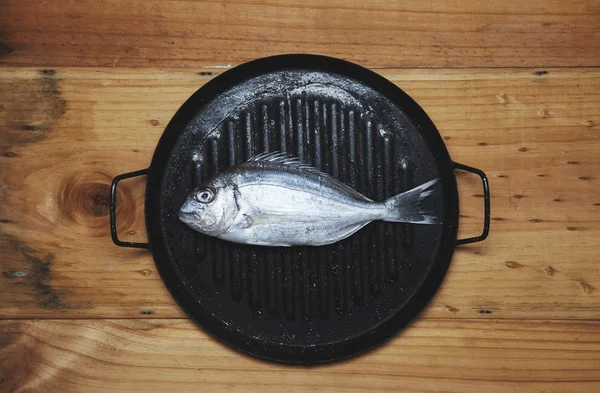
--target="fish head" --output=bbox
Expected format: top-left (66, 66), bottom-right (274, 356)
top-left (178, 177), bottom-right (239, 235)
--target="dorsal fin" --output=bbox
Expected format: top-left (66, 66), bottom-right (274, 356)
top-left (245, 151), bottom-right (373, 202)
top-left (247, 151), bottom-right (321, 174)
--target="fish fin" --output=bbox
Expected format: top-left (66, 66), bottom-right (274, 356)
top-left (247, 151), bottom-right (373, 202)
top-left (242, 214), bottom-right (253, 229)
top-left (248, 151), bottom-right (298, 164)
top-left (247, 151), bottom-right (322, 173)
top-left (383, 178), bottom-right (441, 224)
top-left (304, 221), bottom-right (371, 246)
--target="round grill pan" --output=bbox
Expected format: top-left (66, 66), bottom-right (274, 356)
top-left (109, 55), bottom-right (490, 364)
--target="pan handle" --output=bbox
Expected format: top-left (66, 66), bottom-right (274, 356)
top-left (453, 162), bottom-right (490, 245)
top-left (110, 169), bottom-right (149, 249)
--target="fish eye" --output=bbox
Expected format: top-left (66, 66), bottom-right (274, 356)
top-left (195, 189), bottom-right (215, 204)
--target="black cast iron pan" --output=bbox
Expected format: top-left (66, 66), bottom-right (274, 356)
top-left (109, 54), bottom-right (490, 364)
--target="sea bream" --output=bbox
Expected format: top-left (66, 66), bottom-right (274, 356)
top-left (179, 152), bottom-right (440, 246)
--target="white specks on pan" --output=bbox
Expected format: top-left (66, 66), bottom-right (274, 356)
top-left (289, 83), bottom-right (363, 110)
top-left (192, 152), bottom-right (203, 163)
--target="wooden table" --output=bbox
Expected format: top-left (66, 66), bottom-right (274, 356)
top-left (1, 1), bottom-right (599, 392)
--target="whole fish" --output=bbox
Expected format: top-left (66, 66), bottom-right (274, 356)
top-left (179, 152), bottom-right (439, 247)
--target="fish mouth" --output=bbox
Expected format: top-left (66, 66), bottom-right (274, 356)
top-left (178, 211), bottom-right (195, 223)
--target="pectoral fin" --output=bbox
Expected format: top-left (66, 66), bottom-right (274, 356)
top-left (242, 214), bottom-right (253, 229)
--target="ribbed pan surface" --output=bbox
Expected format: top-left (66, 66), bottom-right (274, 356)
top-left (149, 58), bottom-right (455, 364)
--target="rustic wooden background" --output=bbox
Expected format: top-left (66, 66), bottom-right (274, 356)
top-left (1, 1), bottom-right (599, 392)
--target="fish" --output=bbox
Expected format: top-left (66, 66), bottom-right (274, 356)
top-left (179, 152), bottom-right (440, 247)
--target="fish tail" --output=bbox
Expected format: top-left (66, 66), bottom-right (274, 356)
top-left (382, 179), bottom-right (440, 224)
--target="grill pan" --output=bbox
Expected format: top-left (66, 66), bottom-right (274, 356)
top-left (109, 55), bottom-right (490, 364)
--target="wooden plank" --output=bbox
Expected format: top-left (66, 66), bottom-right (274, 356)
top-left (1, 319), bottom-right (599, 392)
top-left (1, 0), bottom-right (600, 68)
top-left (1, 67), bottom-right (599, 319)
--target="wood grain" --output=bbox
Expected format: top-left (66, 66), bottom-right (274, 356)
top-left (1, 319), bottom-right (599, 392)
top-left (1, 67), bottom-right (599, 320)
top-left (1, 0), bottom-right (600, 68)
